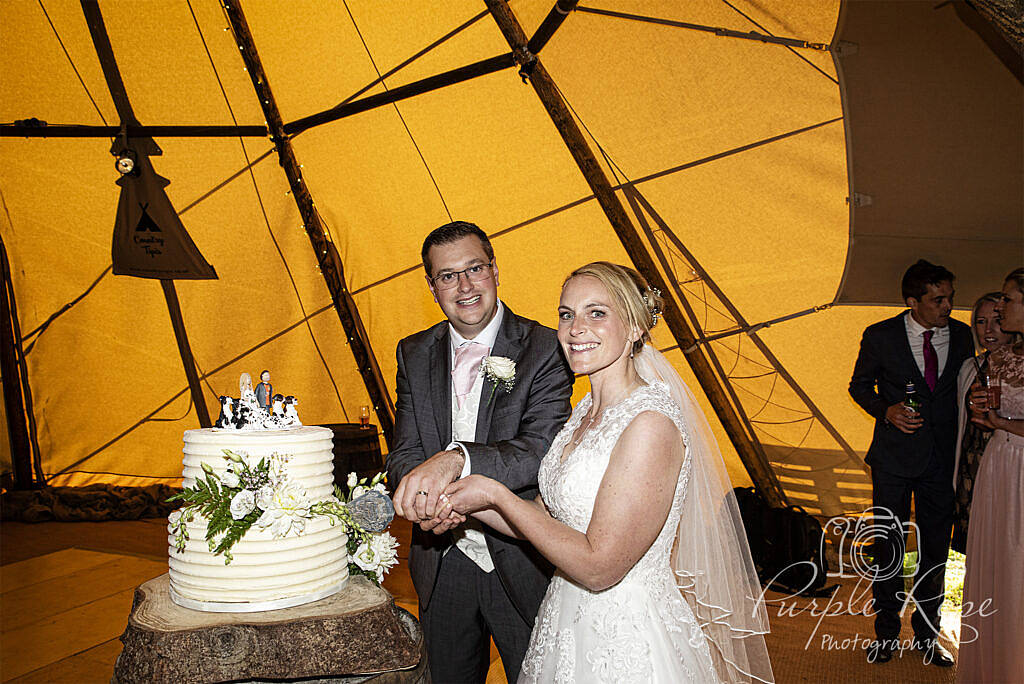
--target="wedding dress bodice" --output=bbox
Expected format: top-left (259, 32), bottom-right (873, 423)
top-left (521, 382), bottom-right (718, 683)
top-left (539, 382), bottom-right (690, 577)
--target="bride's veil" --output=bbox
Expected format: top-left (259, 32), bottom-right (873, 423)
top-left (634, 344), bottom-right (774, 684)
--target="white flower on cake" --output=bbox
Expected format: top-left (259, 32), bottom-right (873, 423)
top-left (353, 541), bottom-right (377, 572)
top-left (229, 489), bottom-right (256, 520)
top-left (347, 472), bottom-right (358, 488)
top-left (168, 509), bottom-right (182, 526)
top-left (353, 533), bottom-right (399, 583)
top-left (221, 469), bottom-right (241, 489)
top-left (255, 481), bottom-right (311, 538)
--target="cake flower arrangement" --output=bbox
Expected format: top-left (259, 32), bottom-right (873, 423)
top-left (341, 471), bottom-right (400, 584)
top-left (168, 450), bottom-right (397, 584)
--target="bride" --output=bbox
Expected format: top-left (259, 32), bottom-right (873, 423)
top-left (441, 262), bottom-right (773, 683)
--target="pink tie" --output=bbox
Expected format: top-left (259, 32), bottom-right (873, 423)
top-left (922, 330), bottom-right (938, 391)
top-left (452, 342), bottom-right (488, 409)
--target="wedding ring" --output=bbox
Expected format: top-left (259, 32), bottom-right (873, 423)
top-left (416, 490), bottom-right (429, 496)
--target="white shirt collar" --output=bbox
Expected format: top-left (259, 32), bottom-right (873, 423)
top-left (904, 310), bottom-right (946, 337)
top-left (449, 299), bottom-right (505, 352)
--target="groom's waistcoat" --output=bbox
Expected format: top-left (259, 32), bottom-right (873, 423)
top-left (387, 306), bottom-right (573, 618)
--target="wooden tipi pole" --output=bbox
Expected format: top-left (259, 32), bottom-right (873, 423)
top-left (0, 235), bottom-right (36, 488)
top-left (222, 2), bottom-right (396, 446)
top-left (485, 0), bottom-right (786, 505)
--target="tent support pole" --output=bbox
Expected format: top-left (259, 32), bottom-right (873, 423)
top-left (222, 1), bottom-right (397, 447)
top-left (161, 280), bottom-right (212, 428)
top-left (0, 236), bottom-right (37, 488)
top-left (485, 0), bottom-right (786, 506)
top-left (626, 187), bottom-right (861, 463)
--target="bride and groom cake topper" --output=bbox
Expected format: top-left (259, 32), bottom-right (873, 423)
top-left (215, 370), bottom-right (300, 430)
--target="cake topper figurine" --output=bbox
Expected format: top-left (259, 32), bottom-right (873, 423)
top-left (255, 370), bottom-right (273, 414)
top-left (218, 371), bottom-right (301, 430)
top-left (215, 396), bottom-right (234, 428)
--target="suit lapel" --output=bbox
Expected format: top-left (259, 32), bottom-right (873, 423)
top-left (428, 328), bottom-right (452, 446)
top-left (474, 309), bottom-right (523, 444)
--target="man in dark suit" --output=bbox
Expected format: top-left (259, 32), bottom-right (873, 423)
top-left (388, 221), bottom-right (573, 683)
top-left (850, 259), bottom-right (973, 667)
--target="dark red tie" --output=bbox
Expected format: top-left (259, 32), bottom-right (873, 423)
top-left (922, 330), bottom-right (938, 391)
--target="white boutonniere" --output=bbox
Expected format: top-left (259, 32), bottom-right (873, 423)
top-left (480, 355), bottom-right (516, 404)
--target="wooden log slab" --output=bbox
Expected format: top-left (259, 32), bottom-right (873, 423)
top-left (113, 573), bottom-right (425, 683)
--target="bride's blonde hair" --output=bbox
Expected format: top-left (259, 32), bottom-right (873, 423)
top-left (564, 262), bottom-right (664, 355)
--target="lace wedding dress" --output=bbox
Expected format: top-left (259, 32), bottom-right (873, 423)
top-left (519, 381), bottom-right (720, 683)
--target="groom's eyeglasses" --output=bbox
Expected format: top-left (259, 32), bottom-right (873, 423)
top-left (430, 262), bottom-right (494, 290)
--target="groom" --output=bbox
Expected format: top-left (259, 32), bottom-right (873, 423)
top-left (388, 221), bottom-right (573, 683)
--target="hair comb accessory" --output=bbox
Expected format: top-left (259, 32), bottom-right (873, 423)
top-left (642, 286), bottom-right (662, 326)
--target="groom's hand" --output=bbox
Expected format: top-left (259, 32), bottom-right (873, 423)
top-left (393, 449), bottom-right (466, 523)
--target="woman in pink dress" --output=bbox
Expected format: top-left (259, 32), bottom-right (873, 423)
top-left (959, 268), bottom-right (1024, 682)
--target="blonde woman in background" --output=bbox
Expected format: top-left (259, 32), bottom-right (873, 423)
top-left (951, 292), bottom-right (1014, 553)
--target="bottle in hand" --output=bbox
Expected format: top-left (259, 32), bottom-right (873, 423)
top-left (904, 382), bottom-right (922, 415)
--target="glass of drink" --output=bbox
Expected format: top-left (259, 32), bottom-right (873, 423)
top-left (987, 373), bottom-right (1002, 411)
top-left (359, 405), bottom-right (371, 428)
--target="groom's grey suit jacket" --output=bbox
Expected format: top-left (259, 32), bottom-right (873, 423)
top-left (387, 306), bottom-right (573, 621)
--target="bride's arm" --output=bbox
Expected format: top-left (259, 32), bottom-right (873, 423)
top-left (444, 410), bottom-right (683, 591)
top-left (460, 496), bottom-right (548, 538)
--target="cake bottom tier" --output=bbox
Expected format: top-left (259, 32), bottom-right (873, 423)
top-left (168, 514), bottom-right (349, 611)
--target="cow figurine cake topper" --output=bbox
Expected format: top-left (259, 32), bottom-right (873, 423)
top-left (216, 371), bottom-right (301, 430)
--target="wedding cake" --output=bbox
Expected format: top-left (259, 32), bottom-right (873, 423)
top-left (167, 373), bottom-right (350, 612)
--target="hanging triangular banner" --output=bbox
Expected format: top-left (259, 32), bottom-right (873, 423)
top-left (111, 145), bottom-right (217, 280)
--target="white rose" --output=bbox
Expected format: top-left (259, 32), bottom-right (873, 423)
top-left (373, 482), bottom-right (387, 495)
top-left (347, 472), bottom-right (359, 489)
top-left (351, 485), bottom-right (369, 500)
top-left (221, 470), bottom-right (241, 489)
top-left (168, 510), bottom-right (182, 525)
top-left (352, 541), bottom-right (378, 572)
top-left (229, 489), bottom-right (256, 519)
top-left (255, 484), bottom-right (274, 510)
top-left (485, 356), bottom-right (516, 379)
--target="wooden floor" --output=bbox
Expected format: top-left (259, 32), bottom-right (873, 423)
top-left (0, 517), bottom-right (961, 683)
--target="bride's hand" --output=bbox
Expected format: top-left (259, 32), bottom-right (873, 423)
top-left (443, 475), bottom-right (500, 515)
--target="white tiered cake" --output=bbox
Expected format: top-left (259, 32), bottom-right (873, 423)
top-left (167, 426), bottom-right (349, 612)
